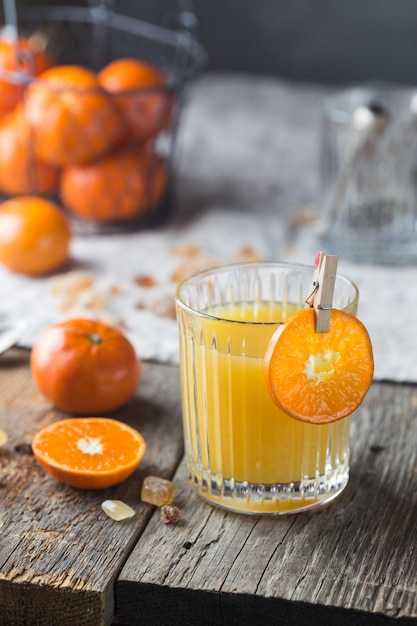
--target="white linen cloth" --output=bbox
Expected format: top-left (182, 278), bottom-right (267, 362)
top-left (1, 74), bottom-right (416, 383)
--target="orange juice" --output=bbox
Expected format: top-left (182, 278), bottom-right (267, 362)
top-left (176, 262), bottom-right (358, 514)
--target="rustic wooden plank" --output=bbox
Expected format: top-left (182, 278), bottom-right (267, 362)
top-left (116, 382), bottom-right (417, 625)
top-left (0, 350), bottom-right (184, 626)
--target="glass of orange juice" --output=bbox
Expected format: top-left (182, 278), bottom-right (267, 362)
top-left (175, 261), bottom-right (359, 515)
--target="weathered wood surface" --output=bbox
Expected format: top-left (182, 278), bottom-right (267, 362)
top-left (116, 382), bottom-right (417, 626)
top-left (0, 349), bottom-right (184, 626)
top-left (0, 349), bottom-right (416, 626)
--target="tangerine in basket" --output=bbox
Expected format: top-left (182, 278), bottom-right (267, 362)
top-left (32, 417), bottom-right (146, 489)
top-left (0, 196), bottom-right (71, 275)
top-left (98, 57), bottom-right (170, 141)
top-left (23, 64), bottom-right (125, 167)
top-left (60, 146), bottom-right (167, 223)
top-left (0, 33), bottom-right (54, 120)
top-left (30, 318), bottom-right (141, 414)
top-left (0, 106), bottom-right (59, 195)
top-left (263, 307), bottom-right (374, 424)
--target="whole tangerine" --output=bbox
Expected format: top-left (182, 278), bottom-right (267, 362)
top-left (0, 33), bottom-right (54, 120)
top-left (60, 146), bottom-right (167, 223)
top-left (98, 57), bottom-right (171, 141)
top-left (0, 196), bottom-right (71, 275)
top-left (0, 105), bottom-right (59, 196)
top-left (30, 318), bottom-right (142, 415)
top-left (23, 64), bottom-right (125, 167)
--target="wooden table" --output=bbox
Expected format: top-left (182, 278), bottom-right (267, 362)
top-left (0, 347), bottom-right (416, 626)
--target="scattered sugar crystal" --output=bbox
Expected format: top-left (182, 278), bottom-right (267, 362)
top-left (133, 274), bottom-right (157, 288)
top-left (49, 271), bottom-right (95, 298)
top-left (235, 245), bottom-right (261, 262)
top-left (170, 256), bottom-right (217, 284)
top-left (141, 476), bottom-right (175, 506)
top-left (171, 242), bottom-right (201, 257)
top-left (149, 296), bottom-right (177, 320)
top-left (161, 505), bottom-right (181, 524)
top-left (101, 500), bottom-right (136, 521)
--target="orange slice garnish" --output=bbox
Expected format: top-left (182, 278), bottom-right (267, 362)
top-left (32, 417), bottom-right (146, 489)
top-left (263, 307), bottom-right (374, 424)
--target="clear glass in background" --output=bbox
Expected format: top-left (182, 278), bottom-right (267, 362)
top-left (175, 262), bottom-right (359, 515)
top-left (320, 84), bottom-right (417, 265)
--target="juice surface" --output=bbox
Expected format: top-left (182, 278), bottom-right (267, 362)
top-left (178, 300), bottom-right (350, 513)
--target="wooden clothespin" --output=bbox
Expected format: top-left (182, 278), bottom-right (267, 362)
top-left (305, 252), bottom-right (338, 333)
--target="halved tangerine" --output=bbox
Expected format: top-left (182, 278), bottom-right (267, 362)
top-left (263, 307), bottom-right (374, 424)
top-left (32, 417), bottom-right (146, 489)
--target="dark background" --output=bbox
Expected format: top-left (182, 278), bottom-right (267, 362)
top-left (114, 0), bottom-right (417, 86)
top-left (6, 0), bottom-right (417, 85)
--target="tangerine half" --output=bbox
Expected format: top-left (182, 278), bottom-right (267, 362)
top-left (32, 417), bottom-right (146, 489)
top-left (263, 307), bottom-right (374, 424)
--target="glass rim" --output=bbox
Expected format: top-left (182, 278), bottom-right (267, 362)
top-left (323, 82), bottom-right (417, 123)
top-left (175, 260), bottom-right (359, 325)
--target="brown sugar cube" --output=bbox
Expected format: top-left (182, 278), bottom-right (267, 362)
top-left (141, 476), bottom-right (175, 506)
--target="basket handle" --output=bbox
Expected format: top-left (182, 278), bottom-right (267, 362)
top-left (86, 0), bottom-right (201, 38)
top-left (176, 0), bottom-right (200, 38)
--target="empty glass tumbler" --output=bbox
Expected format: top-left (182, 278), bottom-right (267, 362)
top-left (320, 85), bottom-right (417, 265)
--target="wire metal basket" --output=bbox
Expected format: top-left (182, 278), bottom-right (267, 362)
top-left (0, 2), bottom-right (206, 233)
